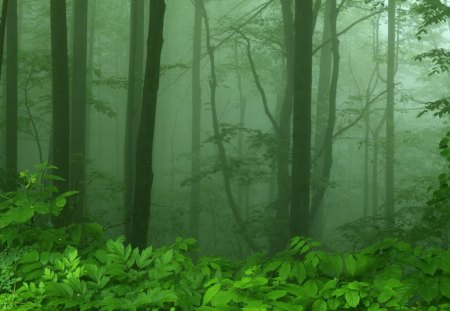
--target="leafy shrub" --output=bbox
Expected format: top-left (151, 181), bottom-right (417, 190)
top-left (2, 164), bottom-right (450, 310)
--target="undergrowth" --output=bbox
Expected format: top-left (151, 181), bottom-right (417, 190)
top-left (0, 145), bottom-right (450, 311)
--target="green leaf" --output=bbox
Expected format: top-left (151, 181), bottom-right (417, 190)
top-left (440, 276), bottom-right (450, 299)
top-left (312, 299), bottom-right (328, 311)
top-left (417, 276), bottom-right (439, 303)
top-left (267, 290), bottom-right (287, 300)
top-left (20, 250), bottom-right (40, 263)
top-left (202, 283), bottom-right (222, 306)
top-left (279, 262), bottom-right (291, 281)
top-left (345, 290), bottom-right (360, 307)
top-left (439, 251), bottom-right (450, 273)
top-left (345, 254), bottom-right (356, 276)
top-left (55, 197), bottom-right (66, 208)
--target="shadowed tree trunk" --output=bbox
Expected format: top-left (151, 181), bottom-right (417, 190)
top-left (268, 0), bottom-right (294, 255)
top-left (190, 0), bottom-right (202, 243)
top-left (70, 0), bottom-right (88, 223)
top-left (5, 0), bottom-right (17, 191)
top-left (291, 0), bottom-right (313, 238)
top-left (50, 0), bottom-right (70, 226)
top-left (124, 0), bottom-right (145, 242)
top-left (0, 0), bottom-right (8, 81)
top-left (130, 0), bottom-right (166, 249)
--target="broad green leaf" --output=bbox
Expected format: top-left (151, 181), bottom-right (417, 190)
top-left (312, 299), bottom-right (327, 311)
top-left (417, 276), bottom-right (439, 303)
top-left (202, 283), bottom-right (221, 306)
top-left (345, 290), bottom-right (360, 307)
top-left (279, 262), bottom-right (291, 281)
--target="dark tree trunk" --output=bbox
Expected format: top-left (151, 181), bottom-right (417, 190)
top-left (0, 0), bottom-right (8, 80)
top-left (291, 0), bottom-right (313, 238)
top-left (130, 0), bottom-right (166, 249)
top-left (124, 0), bottom-right (145, 242)
top-left (269, 0), bottom-right (294, 255)
top-left (70, 0), bottom-right (88, 223)
top-left (5, 0), bottom-right (16, 191)
top-left (50, 0), bottom-right (70, 226)
top-left (190, 0), bottom-right (202, 242)
top-left (385, 0), bottom-right (396, 226)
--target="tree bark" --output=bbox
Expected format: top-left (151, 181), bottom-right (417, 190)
top-left (5, 0), bottom-right (16, 191)
top-left (268, 0), bottom-right (294, 255)
top-left (310, 0), bottom-right (340, 222)
top-left (130, 0), bottom-right (166, 249)
top-left (50, 0), bottom-right (70, 226)
top-left (291, 0), bottom-right (313, 238)
top-left (124, 0), bottom-right (145, 242)
top-left (0, 0), bottom-right (8, 81)
top-left (70, 0), bottom-right (88, 223)
top-left (310, 0), bottom-right (332, 239)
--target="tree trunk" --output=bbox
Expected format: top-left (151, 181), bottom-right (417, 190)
top-left (0, 0), bottom-right (8, 81)
top-left (200, 0), bottom-right (259, 252)
top-left (291, 0), bottom-right (313, 238)
top-left (70, 0), bottom-right (88, 223)
top-left (310, 0), bottom-right (332, 239)
top-left (50, 0), bottom-right (70, 226)
top-left (385, 0), bottom-right (396, 226)
top-left (190, 0), bottom-right (202, 243)
top-left (269, 0), bottom-right (294, 255)
top-left (310, 0), bottom-right (340, 222)
top-left (130, 0), bottom-right (166, 250)
top-left (124, 0), bottom-right (145, 242)
top-left (5, 0), bottom-right (16, 191)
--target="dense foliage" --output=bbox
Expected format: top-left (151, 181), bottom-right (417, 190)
top-left (1, 164), bottom-right (450, 310)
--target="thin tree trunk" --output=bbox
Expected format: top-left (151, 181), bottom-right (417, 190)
top-left (385, 0), bottom-right (396, 226)
top-left (190, 0), bottom-right (202, 243)
top-left (310, 0), bottom-right (340, 221)
top-left (130, 0), bottom-right (166, 249)
top-left (124, 0), bottom-right (145, 242)
top-left (291, 0), bottom-right (313, 238)
top-left (70, 0), bottom-right (88, 223)
top-left (5, 0), bottom-right (16, 191)
top-left (50, 0), bottom-right (70, 226)
top-left (200, 0), bottom-right (259, 252)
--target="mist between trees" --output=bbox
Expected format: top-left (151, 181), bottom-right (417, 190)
top-left (0, 0), bottom-right (449, 258)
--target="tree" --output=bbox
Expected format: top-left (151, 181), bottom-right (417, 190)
top-left (386, 0), bottom-right (396, 226)
top-left (124, 0), bottom-right (145, 242)
top-left (200, 0), bottom-right (259, 252)
top-left (50, 0), bottom-right (70, 226)
top-left (5, 0), bottom-right (16, 191)
top-left (130, 0), bottom-right (166, 249)
top-left (70, 0), bottom-right (88, 223)
top-left (190, 0), bottom-right (202, 243)
top-left (311, 0), bottom-right (332, 238)
top-left (269, 0), bottom-right (294, 255)
top-left (290, 0), bottom-right (313, 238)
top-left (0, 0), bottom-right (8, 81)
